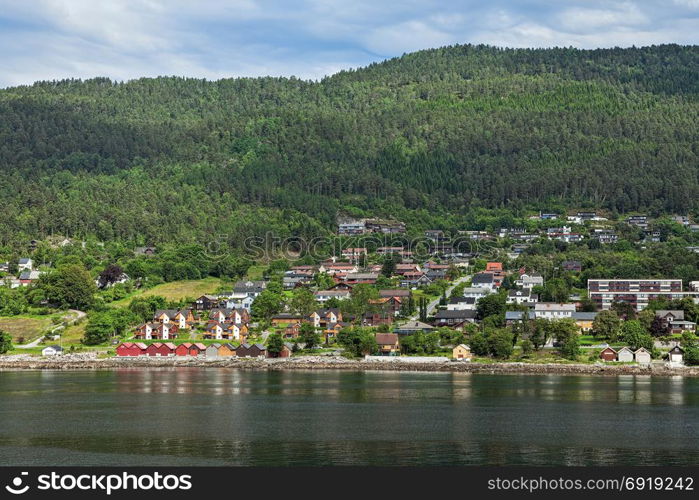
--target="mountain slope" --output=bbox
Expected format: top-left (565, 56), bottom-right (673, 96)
top-left (0, 44), bottom-right (698, 245)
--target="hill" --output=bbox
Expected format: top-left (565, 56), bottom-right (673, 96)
top-left (0, 43), bottom-right (698, 247)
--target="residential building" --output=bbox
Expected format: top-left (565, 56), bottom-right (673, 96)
top-left (506, 289), bottom-right (538, 305)
top-left (587, 279), bottom-right (686, 311)
top-left (375, 333), bottom-right (400, 356)
top-left (471, 273), bottom-right (496, 290)
top-left (534, 303), bottom-right (576, 320)
top-left (394, 321), bottom-right (435, 335)
top-left (617, 347), bottom-right (634, 362)
top-left (561, 260), bottom-right (582, 272)
top-left (315, 290), bottom-right (351, 303)
top-left (572, 311), bottom-right (597, 331)
top-left (434, 309), bottom-right (477, 327)
top-left (655, 310), bottom-right (696, 333)
top-left (447, 296), bottom-right (477, 311)
top-left (516, 273), bottom-right (543, 289)
top-left (338, 219), bottom-right (366, 235)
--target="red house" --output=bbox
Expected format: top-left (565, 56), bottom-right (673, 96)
top-left (145, 342), bottom-right (176, 357)
top-left (116, 342), bottom-right (147, 357)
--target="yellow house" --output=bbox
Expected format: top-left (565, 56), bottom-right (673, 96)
top-left (452, 344), bottom-right (472, 361)
top-left (573, 312), bottom-right (597, 332)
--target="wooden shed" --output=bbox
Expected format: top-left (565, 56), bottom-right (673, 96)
top-left (634, 347), bottom-right (651, 364)
top-left (599, 347), bottom-right (617, 362)
top-left (617, 347), bottom-right (634, 362)
top-left (668, 346), bottom-right (685, 364)
top-left (145, 342), bottom-right (175, 357)
top-left (218, 343), bottom-right (237, 357)
top-left (206, 343), bottom-right (221, 358)
top-left (175, 343), bottom-right (193, 356)
top-left (116, 342), bottom-right (147, 357)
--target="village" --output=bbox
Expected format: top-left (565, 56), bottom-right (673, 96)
top-left (3, 210), bottom-right (699, 369)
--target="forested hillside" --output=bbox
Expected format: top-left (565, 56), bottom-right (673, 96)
top-left (1, 43), bottom-right (698, 247)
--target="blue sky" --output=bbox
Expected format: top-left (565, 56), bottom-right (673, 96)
top-left (0, 0), bottom-right (698, 87)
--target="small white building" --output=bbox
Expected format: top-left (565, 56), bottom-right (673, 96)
top-left (634, 347), bottom-right (652, 364)
top-left (41, 345), bottom-right (64, 356)
top-left (668, 346), bottom-right (685, 365)
top-left (617, 347), bottom-right (634, 362)
top-left (206, 344), bottom-right (221, 359)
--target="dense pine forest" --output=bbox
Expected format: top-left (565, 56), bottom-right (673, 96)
top-left (1, 43), bottom-right (698, 247)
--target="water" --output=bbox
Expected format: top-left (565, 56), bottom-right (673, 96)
top-left (0, 368), bottom-right (697, 466)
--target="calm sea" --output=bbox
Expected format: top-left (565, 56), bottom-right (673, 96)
top-left (0, 368), bottom-right (697, 466)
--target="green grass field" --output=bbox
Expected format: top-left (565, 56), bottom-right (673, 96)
top-left (0, 314), bottom-right (58, 342)
top-left (109, 277), bottom-right (223, 308)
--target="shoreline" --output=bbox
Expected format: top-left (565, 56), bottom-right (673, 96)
top-left (0, 355), bottom-right (697, 377)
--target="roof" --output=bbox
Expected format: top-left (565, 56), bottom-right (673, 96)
top-left (454, 344), bottom-right (470, 350)
top-left (572, 312), bottom-right (598, 320)
top-left (18, 258), bottom-right (31, 264)
top-left (435, 309), bottom-right (477, 319)
top-left (43, 345), bottom-right (63, 351)
top-left (395, 321), bottom-right (434, 331)
top-left (462, 287), bottom-right (490, 295)
top-left (375, 333), bottom-right (399, 345)
top-left (655, 310), bottom-right (684, 320)
top-left (450, 296), bottom-right (475, 304)
top-left (535, 303), bottom-right (576, 312)
top-left (472, 273), bottom-right (494, 284)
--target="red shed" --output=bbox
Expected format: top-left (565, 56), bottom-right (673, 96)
top-left (599, 347), bottom-right (618, 362)
top-left (189, 343), bottom-right (206, 356)
top-left (146, 342), bottom-right (176, 357)
top-left (175, 343), bottom-right (192, 356)
top-left (116, 342), bottom-right (147, 357)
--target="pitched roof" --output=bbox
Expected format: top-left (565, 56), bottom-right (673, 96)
top-left (375, 333), bottom-right (399, 345)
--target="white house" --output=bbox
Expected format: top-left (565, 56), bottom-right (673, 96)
top-left (41, 345), bottom-right (63, 356)
top-left (18, 258), bottom-right (33, 272)
top-left (534, 303), bottom-right (575, 320)
top-left (314, 290), bottom-right (351, 303)
top-left (462, 287), bottom-right (492, 301)
top-left (515, 273), bottom-right (544, 289)
top-left (506, 289), bottom-right (538, 305)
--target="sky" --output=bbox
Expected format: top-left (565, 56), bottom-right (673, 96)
top-left (0, 0), bottom-right (698, 87)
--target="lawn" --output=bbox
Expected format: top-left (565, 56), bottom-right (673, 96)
top-left (0, 314), bottom-right (58, 342)
top-left (109, 277), bottom-right (222, 308)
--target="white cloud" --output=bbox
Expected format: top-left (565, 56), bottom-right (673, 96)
top-left (0, 0), bottom-right (697, 87)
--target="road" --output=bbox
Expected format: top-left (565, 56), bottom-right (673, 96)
top-left (411, 274), bottom-right (471, 320)
top-left (15, 309), bottom-right (86, 349)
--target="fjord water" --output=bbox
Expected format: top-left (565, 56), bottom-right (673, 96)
top-left (0, 368), bottom-right (698, 466)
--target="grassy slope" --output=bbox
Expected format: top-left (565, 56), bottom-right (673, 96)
top-left (0, 314), bottom-right (57, 342)
top-left (109, 277), bottom-right (223, 308)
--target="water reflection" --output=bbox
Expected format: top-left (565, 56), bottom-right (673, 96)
top-left (0, 370), bottom-right (697, 465)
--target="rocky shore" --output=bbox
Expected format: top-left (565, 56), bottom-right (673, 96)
top-left (0, 353), bottom-right (697, 377)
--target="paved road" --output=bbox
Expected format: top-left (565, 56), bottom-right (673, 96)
top-left (16, 309), bottom-right (86, 349)
top-left (411, 274), bottom-right (471, 320)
